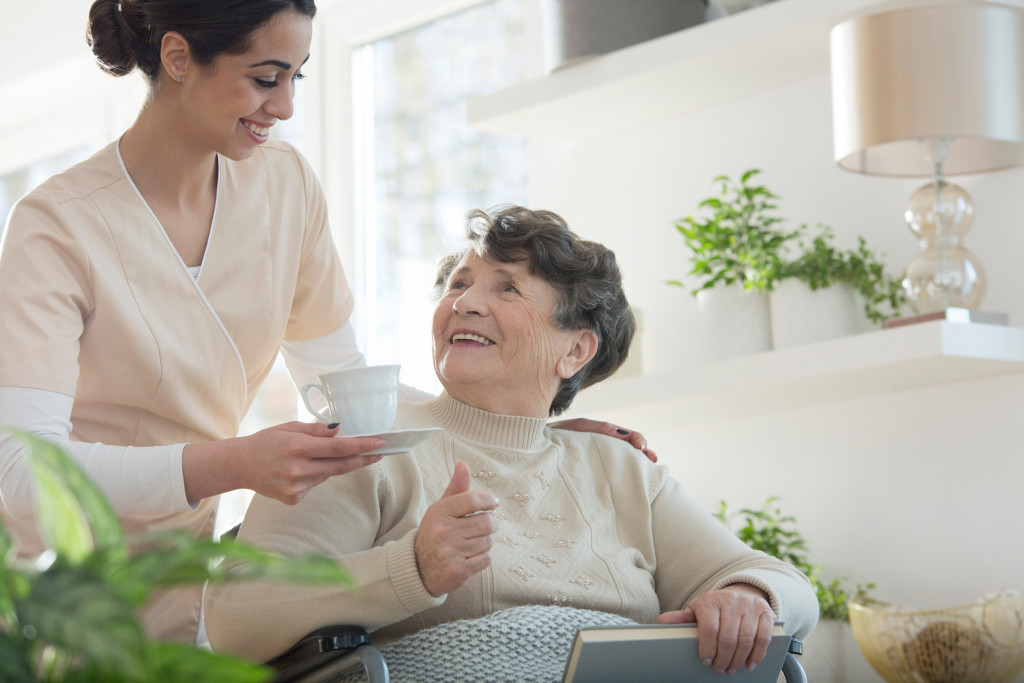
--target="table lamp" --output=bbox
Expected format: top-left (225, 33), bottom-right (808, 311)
top-left (830, 4), bottom-right (1024, 314)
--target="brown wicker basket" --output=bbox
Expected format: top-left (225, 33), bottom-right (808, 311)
top-left (849, 592), bottom-right (1024, 683)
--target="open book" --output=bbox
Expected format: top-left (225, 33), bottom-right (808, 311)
top-left (562, 622), bottom-right (791, 682)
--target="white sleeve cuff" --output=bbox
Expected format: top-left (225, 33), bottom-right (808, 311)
top-left (280, 321), bottom-right (366, 392)
top-left (0, 386), bottom-right (193, 518)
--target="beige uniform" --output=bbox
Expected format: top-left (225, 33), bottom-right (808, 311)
top-left (0, 139), bottom-right (352, 641)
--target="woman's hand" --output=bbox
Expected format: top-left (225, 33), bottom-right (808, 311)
top-left (414, 461), bottom-right (499, 597)
top-left (183, 421), bottom-right (386, 506)
top-left (547, 417), bottom-right (657, 462)
top-left (657, 585), bottom-right (777, 675)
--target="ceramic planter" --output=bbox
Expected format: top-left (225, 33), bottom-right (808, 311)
top-left (769, 279), bottom-right (862, 349)
top-left (540, 0), bottom-right (706, 73)
top-left (696, 286), bottom-right (771, 361)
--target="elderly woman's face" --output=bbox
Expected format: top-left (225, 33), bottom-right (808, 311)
top-left (431, 251), bottom-right (593, 416)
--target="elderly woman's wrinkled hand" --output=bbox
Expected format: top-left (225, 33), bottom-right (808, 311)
top-left (657, 584), bottom-right (777, 675)
top-left (414, 461), bottom-right (500, 597)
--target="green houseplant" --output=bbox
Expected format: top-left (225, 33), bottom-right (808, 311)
top-left (779, 224), bottom-right (906, 327)
top-left (715, 497), bottom-right (876, 680)
top-left (671, 169), bottom-right (906, 340)
top-left (714, 496), bottom-right (873, 622)
top-left (669, 169), bottom-right (801, 295)
top-left (669, 169), bottom-right (802, 360)
top-left (0, 430), bottom-right (355, 682)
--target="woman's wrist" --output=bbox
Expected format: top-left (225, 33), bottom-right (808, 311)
top-left (723, 583), bottom-right (772, 603)
top-left (182, 437), bottom-right (243, 505)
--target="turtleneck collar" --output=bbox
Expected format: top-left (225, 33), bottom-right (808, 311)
top-left (424, 392), bottom-right (549, 452)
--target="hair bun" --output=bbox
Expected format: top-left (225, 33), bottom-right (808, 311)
top-left (86, 0), bottom-right (143, 76)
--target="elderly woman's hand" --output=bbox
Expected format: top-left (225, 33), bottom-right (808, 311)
top-left (657, 585), bottom-right (777, 675)
top-left (415, 461), bottom-right (500, 597)
top-left (547, 418), bottom-right (657, 463)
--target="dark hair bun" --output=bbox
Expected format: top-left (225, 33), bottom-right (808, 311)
top-left (86, 0), bottom-right (144, 76)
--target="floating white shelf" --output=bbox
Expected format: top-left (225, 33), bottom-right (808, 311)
top-left (467, 0), bottom-right (1024, 138)
top-left (565, 321), bottom-right (1024, 426)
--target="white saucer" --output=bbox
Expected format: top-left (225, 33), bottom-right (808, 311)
top-left (341, 427), bottom-right (444, 455)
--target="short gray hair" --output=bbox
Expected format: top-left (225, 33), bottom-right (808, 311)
top-left (435, 205), bottom-right (635, 416)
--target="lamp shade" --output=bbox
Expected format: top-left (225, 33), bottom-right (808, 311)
top-left (831, 5), bottom-right (1024, 177)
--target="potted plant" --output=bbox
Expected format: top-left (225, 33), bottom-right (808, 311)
top-left (0, 430), bottom-right (354, 682)
top-left (670, 169), bottom-right (801, 360)
top-left (770, 224), bottom-right (906, 348)
top-left (671, 169), bottom-right (907, 356)
top-left (715, 496), bottom-right (874, 682)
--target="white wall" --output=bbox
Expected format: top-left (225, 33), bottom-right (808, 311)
top-left (531, 65), bottom-right (1024, 614)
top-left (5, 2), bottom-right (1020, 677)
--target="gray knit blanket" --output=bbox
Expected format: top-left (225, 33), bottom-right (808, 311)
top-left (335, 605), bottom-right (637, 682)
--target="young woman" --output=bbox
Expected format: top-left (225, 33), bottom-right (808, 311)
top-left (0, 0), bottom-right (652, 643)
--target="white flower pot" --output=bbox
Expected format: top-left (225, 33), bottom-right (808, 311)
top-left (769, 280), bottom-right (863, 350)
top-left (696, 286), bottom-right (771, 361)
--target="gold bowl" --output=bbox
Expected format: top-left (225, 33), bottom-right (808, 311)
top-left (849, 592), bottom-right (1024, 683)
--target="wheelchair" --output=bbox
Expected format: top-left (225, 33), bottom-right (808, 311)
top-left (267, 624), bottom-right (808, 683)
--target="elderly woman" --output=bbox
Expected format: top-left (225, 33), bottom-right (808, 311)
top-left (204, 206), bottom-right (818, 676)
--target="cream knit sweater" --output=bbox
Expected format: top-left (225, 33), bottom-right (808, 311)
top-left (204, 394), bottom-right (819, 661)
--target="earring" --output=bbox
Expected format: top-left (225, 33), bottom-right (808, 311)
top-left (174, 73), bottom-right (182, 82)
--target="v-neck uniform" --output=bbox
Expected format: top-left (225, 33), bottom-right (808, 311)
top-left (0, 139), bottom-right (353, 638)
top-left (1, 138), bottom-right (352, 440)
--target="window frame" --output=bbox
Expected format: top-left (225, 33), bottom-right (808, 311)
top-left (312, 0), bottom-right (494, 274)
top-left (313, 0), bottom-right (540, 376)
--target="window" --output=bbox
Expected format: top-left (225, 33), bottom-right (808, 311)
top-left (0, 147), bottom-right (90, 238)
top-left (351, 0), bottom-right (529, 394)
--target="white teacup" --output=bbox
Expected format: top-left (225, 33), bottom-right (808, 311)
top-left (301, 365), bottom-right (400, 435)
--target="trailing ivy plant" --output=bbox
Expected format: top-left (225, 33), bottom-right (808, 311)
top-left (714, 496), bottom-right (874, 622)
top-left (669, 169), bottom-right (802, 295)
top-left (0, 430), bottom-right (355, 682)
top-left (780, 224), bottom-right (906, 326)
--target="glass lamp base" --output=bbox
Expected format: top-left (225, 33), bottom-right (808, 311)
top-left (903, 245), bottom-right (986, 314)
top-left (902, 178), bottom-right (986, 314)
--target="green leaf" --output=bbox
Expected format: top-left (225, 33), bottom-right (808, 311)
top-left (0, 518), bottom-right (13, 567)
top-left (0, 434), bottom-right (363, 680)
top-left (11, 430), bottom-right (124, 562)
top-left (669, 170), bottom-right (799, 294)
top-left (26, 458), bottom-right (94, 564)
top-left (0, 572), bottom-right (26, 633)
top-left (15, 566), bottom-right (150, 678)
top-left (209, 537), bottom-right (357, 587)
top-left (149, 642), bottom-right (273, 682)
top-left (0, 518), bottom-right (21, 627)
top-left (716, 497), bottom-right (874, 621)
top-left (111, 532), bottom-right (355, 597)
top-left (0, 631), bottom-right (34, 683)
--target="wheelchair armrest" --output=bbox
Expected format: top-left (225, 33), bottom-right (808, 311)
top-left (267, 624), bottom-right (387, 683)
top-left (781, 637), bottom-right (807, 683)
